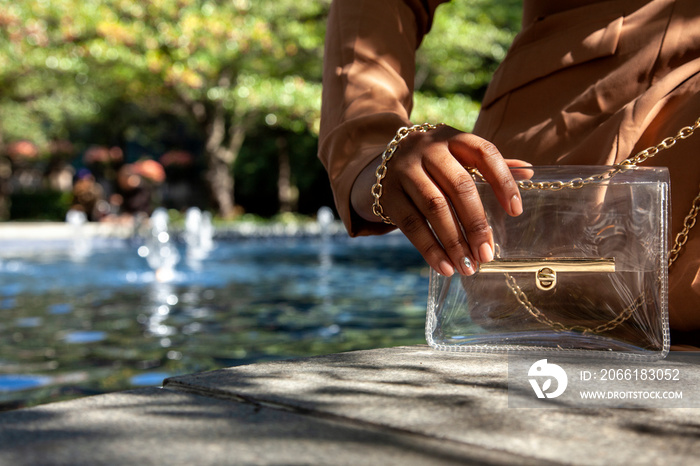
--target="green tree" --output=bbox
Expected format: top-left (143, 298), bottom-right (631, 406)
top-left (0, 0), bottom-right (521, 219)
top-left (413, 0), bottom-right (522, 130)
top-left (79, 0), bottom-right (328, 218)
top-left (0, 0), bottom-right (328, 218)
top-left (0, 1), bottom-right (107, 147)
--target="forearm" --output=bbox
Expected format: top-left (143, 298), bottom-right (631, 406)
top-left (318, 0), bottom-right (448, 236)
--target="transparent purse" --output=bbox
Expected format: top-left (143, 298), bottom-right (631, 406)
top-left (425, 117), bottom-right (700, 360)
top-left (426, 165), bottom-right (671, 360)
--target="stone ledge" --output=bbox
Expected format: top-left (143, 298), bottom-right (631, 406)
top-left (0, 387), bottom-right (539, 465)
top-left (1, 346), bottom-right (699, 465)
top-left (165, 345), bottom-right (700, 466)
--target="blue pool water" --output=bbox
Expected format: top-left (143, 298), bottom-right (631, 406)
top-left (0, 232), bottom-right (429, 409)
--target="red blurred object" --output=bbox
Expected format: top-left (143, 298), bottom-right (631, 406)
top-left (133, 159), bottom-right (166, 184)
top-left (160, 150), bottom-right (193, 167)
top-left (6, 140), bottom-right (38, 160)
top-left (83, 145), bottom-right (123, 165)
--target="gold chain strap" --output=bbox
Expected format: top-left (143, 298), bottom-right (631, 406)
top-left (504, 272), bottom-right (644, 334)
top-left (372, 123), bottom-right (444, 225)
top-left (669, 187), bottom-right (700, 267)
top-left (620, 117), bottom-right (700, 167)
top-left (471, 117), bottom-right (700, 333)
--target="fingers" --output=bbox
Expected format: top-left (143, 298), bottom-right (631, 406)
top-left (369, 126), bottom-right (524, 277)
top-left (505, 159), bottom-right (534, 181)
top-left (388, 198), bottom-right (473, 277)
top-left (395, 170), bottom-right (478, 276)
top-left (505, 159), bottom-right (533, 168)
top-left (446, 134), bottom-right (523, 218)
top-left (420, 152), bottom-right (493, 267)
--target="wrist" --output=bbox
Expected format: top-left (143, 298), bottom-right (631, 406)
top-left (351, 156), bottom-right (384, 223)
top-left (371, 123), bottom-right (444, 225)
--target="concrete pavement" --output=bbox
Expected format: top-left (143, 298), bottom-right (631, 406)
top-left (1, 346), bottom-right (699, 465)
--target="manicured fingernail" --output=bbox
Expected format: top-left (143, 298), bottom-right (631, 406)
top-left (462, 257), bottom-right (475, 276)
top-left (479, 242), bottom-right (494, 263)
top-left (510, 194), bottom-right (523, 216)
top-left (438, 260), bottom-right (454, 277)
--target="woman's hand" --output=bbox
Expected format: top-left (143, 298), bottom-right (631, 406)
top-left (351, 124), bottom-right (529, 276)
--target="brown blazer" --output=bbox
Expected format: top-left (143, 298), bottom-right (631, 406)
top-left (318, 0), bottom-right (700, 330)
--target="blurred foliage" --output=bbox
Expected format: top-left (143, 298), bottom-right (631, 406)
top-left (417, 0), bottom-right (523, 100)
top-left (9, 190), bottom-right (72, 220)
top-left (413, 0), bottom-right (522, 130)
top-left (0, 0), bottom-right (522, 220)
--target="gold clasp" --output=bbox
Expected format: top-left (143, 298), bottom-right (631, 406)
top-left (535, 267), bottom-right (556, 291)
top-left (479, 258), bottom-right (616, 291)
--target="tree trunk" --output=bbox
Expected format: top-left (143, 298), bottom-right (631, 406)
top-left (205, 151), bottom-right (235, 218)
top-left (177, 74), bottom-right (244, 219)
top-left (276, 135), bottom-right (297, 213)
top-left (0, 133), bottom-right (8, 220)
top-left (203, 99), bottom-right (245, 219)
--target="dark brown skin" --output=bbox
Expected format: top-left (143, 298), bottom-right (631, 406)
top-left (350, 124), bottom-right (531, 277)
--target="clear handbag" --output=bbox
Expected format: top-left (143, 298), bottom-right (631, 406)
top-left (425, 118), bottom-right (700, 360)
top-left (425, 164), bottom-right (670, 360)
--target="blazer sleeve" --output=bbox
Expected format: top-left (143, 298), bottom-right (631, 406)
top-left (318, 0), bottom-right (449, 236)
